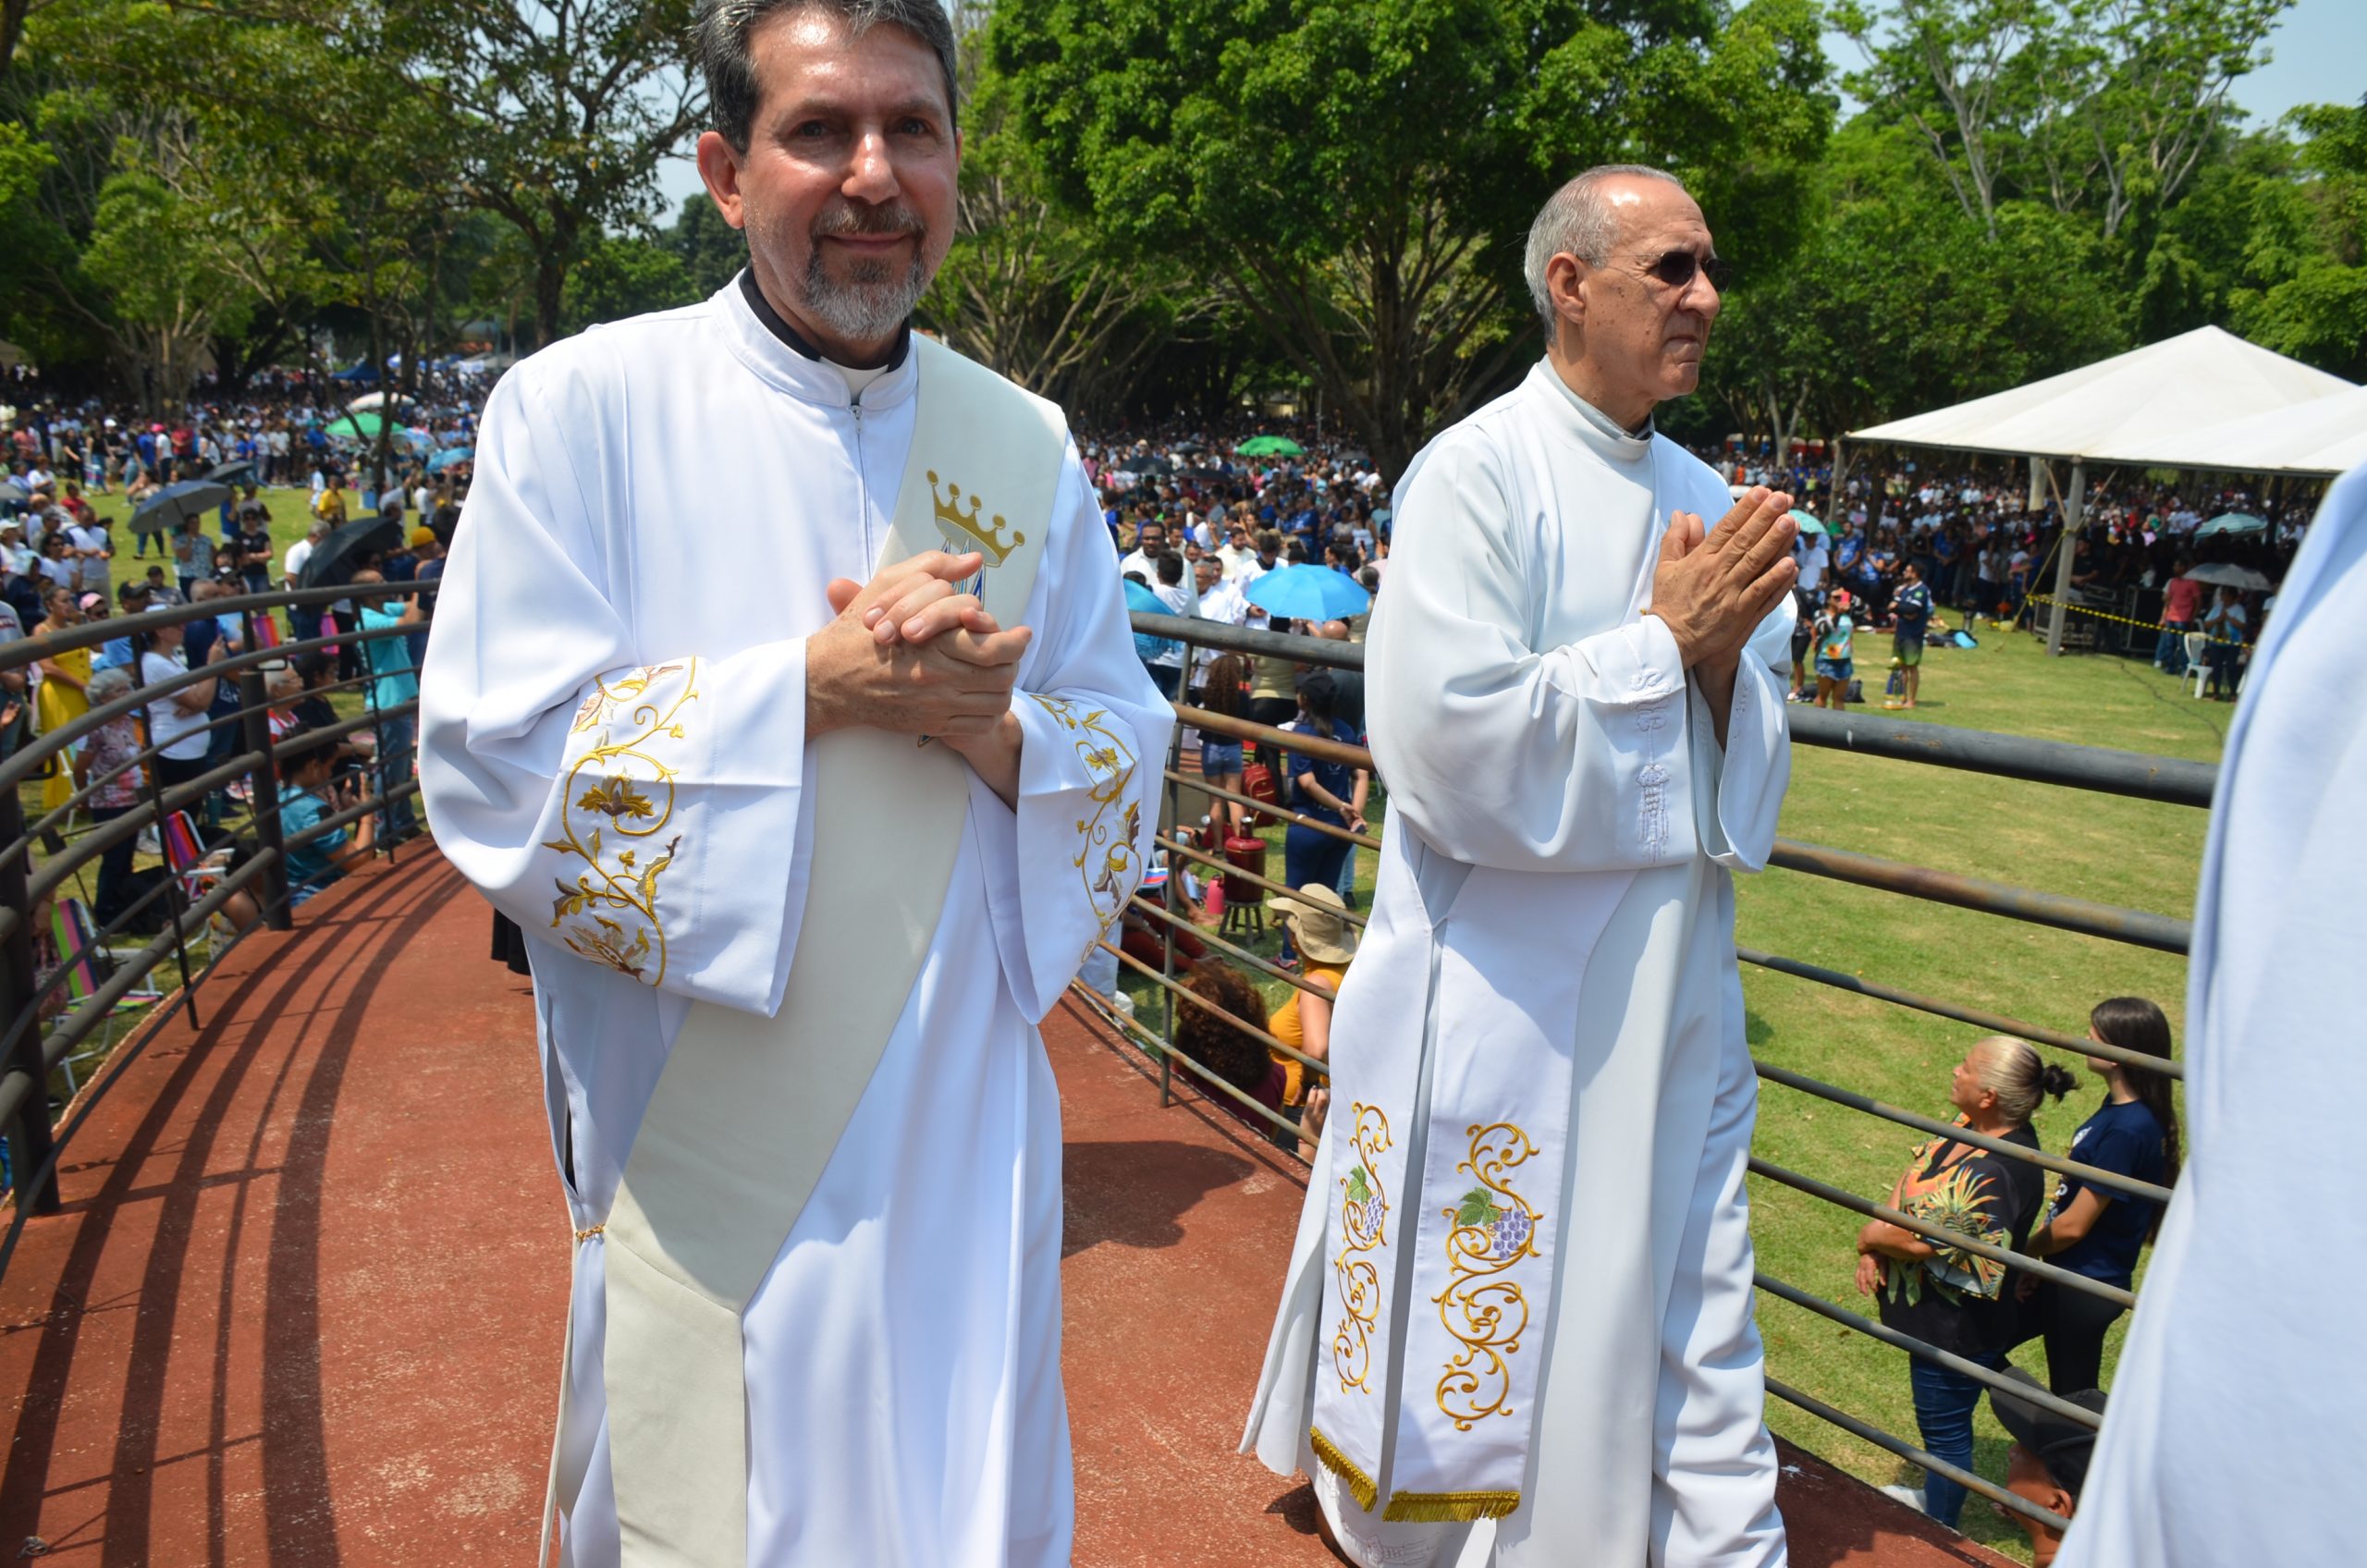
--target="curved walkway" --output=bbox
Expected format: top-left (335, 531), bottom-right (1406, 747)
top-left (0, 849), bottom-right (2005, 1566)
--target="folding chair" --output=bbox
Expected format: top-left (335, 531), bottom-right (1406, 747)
top-left (161, 810), bottom-right (238, 949)
top-left (2184, 632), bottom-right (2209, 698)
top-left (47, 898), bottom-right (160, 1094)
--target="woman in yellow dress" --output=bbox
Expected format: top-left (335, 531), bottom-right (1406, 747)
top-left (34, 585), bottom-right (93, 816)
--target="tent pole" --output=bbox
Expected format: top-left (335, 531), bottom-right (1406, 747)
top-left (2028, 455), bottom-right (2045, 511)
top-left (2046, 459), bottom-right (2085, 656)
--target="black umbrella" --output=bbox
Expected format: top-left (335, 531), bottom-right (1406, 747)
top-left (300, 512), bottom-right (406, 589)
top-left (129, 480), bottom-right (233, 536)
top-left (205, 459), bottom-right (257, 487)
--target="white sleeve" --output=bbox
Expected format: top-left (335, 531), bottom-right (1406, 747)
top-left (1367, 436), bottom-right (1716, 876)
top-left (419, 365), bottom-right (811, 1017)
top-left (1686, 597), bottom-right (1794, 873)
top-left (968, 443), bottom-right (1174, 1021)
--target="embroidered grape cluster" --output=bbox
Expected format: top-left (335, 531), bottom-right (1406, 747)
top-left (1456, 1185), bottom-right (1531, 1261)
top-left (1344, 1165), bottom-right (1384, 1235)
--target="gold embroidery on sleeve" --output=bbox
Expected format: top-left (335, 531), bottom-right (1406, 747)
top-left (1330, 1103), bottom-right (1392, 1393)
top-left (544, 660), bottom-right (700, 985)
top-left (1433, 1121), bottom-right (1541, 1429)
top-left (1027, 694), bottom-right (1141, 956)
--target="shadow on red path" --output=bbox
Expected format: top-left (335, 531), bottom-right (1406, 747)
top-left (0, 849), bottom-right (2007, 1566)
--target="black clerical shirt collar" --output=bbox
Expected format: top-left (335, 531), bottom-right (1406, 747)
top-left (738, 270), bottom-right (911, 373)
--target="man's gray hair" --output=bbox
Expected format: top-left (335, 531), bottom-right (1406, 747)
top-left (694, 0), bottom-right (960, 153)
top-left (1524, 165), bottom-right (1686, 332)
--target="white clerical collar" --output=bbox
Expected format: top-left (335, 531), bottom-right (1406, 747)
top-left (715, 270), bottom-right (920, 413)
top-left (1528, 360), bottom-right (1655, 462)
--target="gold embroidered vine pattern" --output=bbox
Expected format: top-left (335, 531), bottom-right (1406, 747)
top-left (1027, 694), bottom-right (1140, 957)
top-left (544, 660), bottom-right (700, 985)
top-left (1331, 1102), bottom-right (1393, 1393)
top-left (1432, 1120), bottom-right (1541, 1429)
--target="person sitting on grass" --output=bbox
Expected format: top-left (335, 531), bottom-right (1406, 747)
top-left (1172, 962), bottom-right (1290, 1143)
top-left (1854, 1035), bottom-right (2076, 1531)
top-left (1812, 586), bottom-right (1854, 709)
top-left (1988, 1367), bottom-right (2105, 1567)
top-left (1266, 885), bottom-right (1355, 1119)
top-left (216, 724), bottom-right (376, 927)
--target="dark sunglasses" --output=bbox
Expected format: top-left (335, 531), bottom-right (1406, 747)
top-left (1642, 250), bottom-right (1731, 290)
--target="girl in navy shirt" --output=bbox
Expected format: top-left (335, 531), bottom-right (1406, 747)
top-left (2025, 997), bottom-right (2181, 1394)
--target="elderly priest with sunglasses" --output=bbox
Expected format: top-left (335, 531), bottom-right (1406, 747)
top-left (1243, 165), bottom-right (1800, 1567)
top-left (417, 1), bottom-right (1167, 1564)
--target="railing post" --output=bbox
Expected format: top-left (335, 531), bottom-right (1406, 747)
top-left (236, 656), bottom-right (292, 932)
top-left (0, 785), bottom-right (59, 1214)
top-left (1159, 638), bottom-right (1191, 1108)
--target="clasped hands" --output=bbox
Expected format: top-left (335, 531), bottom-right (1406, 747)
top-left (804, 550), bottom-right (1032, 763)
top-left (1647, 485), bottom-right (1799, 677)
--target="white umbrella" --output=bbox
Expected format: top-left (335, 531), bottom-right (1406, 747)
top-left (346, 391), bottom-right (411, 412)
top-left (2184, 563), bottom-right (2275, 591)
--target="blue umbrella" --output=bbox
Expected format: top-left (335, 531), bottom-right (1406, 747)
top-left (2194, 511), bottom-right (2267, 538)
top-left (1243, 563), bottom-right (1370, 621)
top-left (427, 446), bottom-right (473, 472)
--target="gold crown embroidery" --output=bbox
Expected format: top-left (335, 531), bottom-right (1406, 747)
top-left (928, 470), bottom-right (1024, 567)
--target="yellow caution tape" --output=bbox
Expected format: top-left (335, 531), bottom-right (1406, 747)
top-left (2023, 594), bottom-right (2252, 650)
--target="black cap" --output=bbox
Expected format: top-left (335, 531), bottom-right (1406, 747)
top-left (1988, 1366), bottom-right (2106, 1498)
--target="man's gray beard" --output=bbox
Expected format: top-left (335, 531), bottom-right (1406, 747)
top-left (797, 249), bottom-right (928, 346)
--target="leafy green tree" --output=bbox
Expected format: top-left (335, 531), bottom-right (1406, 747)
top-left (666, 195), bottom-right (746, 300)
top-left (400, 0), bottom-right (706, 348)
top-left (2230, 102), bottom-right (2367, 377)
top-left (997, 0), bottom-right (1831, 480)
top-left (564, 231), bottom-right (696, 330)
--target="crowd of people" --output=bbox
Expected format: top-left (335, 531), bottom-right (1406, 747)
top-left (0, 366), bottom-right (481, 971)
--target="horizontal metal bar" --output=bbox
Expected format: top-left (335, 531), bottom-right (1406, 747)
top-left (18, 752), bottom-right (267, 912)
top-left (1765, 1376), bottom-right (2071, 1536)
top-left (1754, 1271), bottom-right (2102, 1431)
top-left (1127, 894), bottom-right (1339, 1006)
top-left (1156, 834), bottom-right (1370, 926)
top-left (1735, 948), bottom-right (2180, 1079)
top-left (1171, 703), bottom-right (1372, 772)
top-left (1133, 612), bottom-right (1365, 669)
top-left (1753, 1060), bottom-right (2174, 1205)
top-left (286, 779), bottom-right (422, 849)
top-left (1105, 941), bottom-right (1329, 1079)
top-left (0, 851), bottom-right (281, 1130)
top-left (0, 582), bottom-right (430, 672)
top-left (1770, 838), bottom-right (2190, 955)
top-left (1786, 705), bottom-right (2215, 808)
top-left (1164, 766), bottom-right (1377, 849)
top-left (1747, 1156), bottom-right (2135, 1307)
top-left (1066, 980), bottom-right (1309, 1149)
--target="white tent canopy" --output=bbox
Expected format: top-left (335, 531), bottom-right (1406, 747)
top-left (1846, 325), bottom-right (2355, 463)
top-left (1846, 326), bottom-right (2357, 653)
top-left (2088, 383), bottom-right (2367, 477)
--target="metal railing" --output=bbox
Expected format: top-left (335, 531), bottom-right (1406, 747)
top-left (1077, 610), bottom-right (2205, 1536)
top-left (0, 582), bottom-right (434, 1286)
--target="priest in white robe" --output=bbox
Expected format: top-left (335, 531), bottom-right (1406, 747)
top-left (1243, 166), bottom-right (1799, 1567)
top-left (2054, 465), bottom-right (2365, 1567)
top-left (417, 4), bottom-right (1168, 1563)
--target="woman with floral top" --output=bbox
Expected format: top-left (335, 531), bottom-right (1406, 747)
top-left (1853, 1036), bottom-right (2076, 1528)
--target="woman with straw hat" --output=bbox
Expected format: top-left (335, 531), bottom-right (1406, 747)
top-left (1270, 884), bottom-right (1357, 1152)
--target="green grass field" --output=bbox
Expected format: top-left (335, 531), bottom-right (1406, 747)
top-left (1131, 626), bottom-right (2217, 1561)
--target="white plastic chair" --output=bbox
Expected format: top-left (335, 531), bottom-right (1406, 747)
top-left (2184, 632), bottom-right (2209, 698)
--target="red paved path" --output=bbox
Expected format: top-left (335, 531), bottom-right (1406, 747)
top-left (0, 849), bottom-right (2008, 1566)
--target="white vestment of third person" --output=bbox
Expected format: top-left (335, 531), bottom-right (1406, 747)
top-left (2057, 461), bottom-right (2366, 1568)
top-left (1244, 361), bottom-right (1793, 1568)
top-left (419, 276), bottom-right (1169, 1568)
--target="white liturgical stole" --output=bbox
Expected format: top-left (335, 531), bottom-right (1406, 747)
top-left (586, 336), bottom-right (1061, 1567)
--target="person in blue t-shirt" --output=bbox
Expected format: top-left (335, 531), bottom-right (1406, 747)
top-left (2024, 996), bottom-right (2181, 1395)
top-left (349, 569), bottom-right (424, 839)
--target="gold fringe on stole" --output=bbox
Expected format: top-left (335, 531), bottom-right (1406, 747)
top-left (1307, 1426), bottom-right (1380, 1513)
top-left (1381, 1490), bottom-right (1523, 1524)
